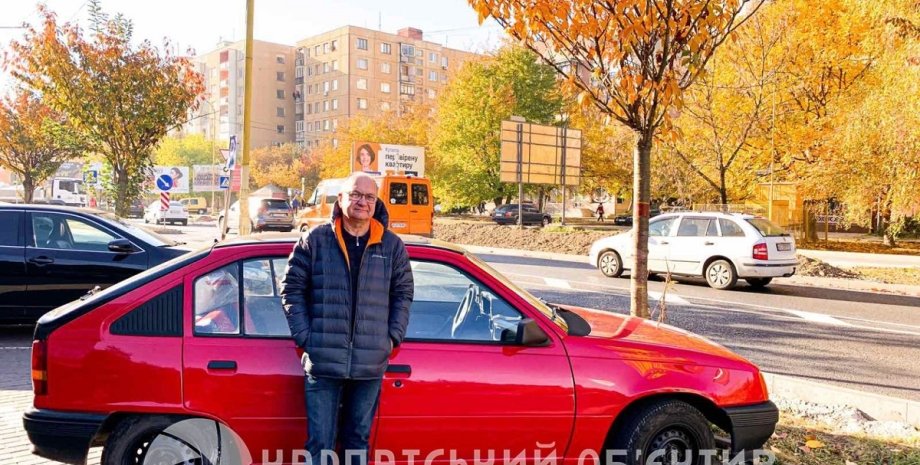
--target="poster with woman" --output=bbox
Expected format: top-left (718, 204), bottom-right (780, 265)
top-left (353, 142), bottom-right (380, 173)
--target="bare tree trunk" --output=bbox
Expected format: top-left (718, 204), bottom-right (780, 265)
top-left (22, 175), bottom-right (35, 203)
top-left (630, 132), bottom-right (653, 319)
top-left (881, 206), bottom-right (896, 248)
top-left (114, 167), bottom-right (130, 217)
top-left (493, 197), bottom-right (503, 207)
top-left (719, 169), bottom-right (728, 207)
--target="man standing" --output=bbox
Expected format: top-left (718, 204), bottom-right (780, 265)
top-left (281, 172), bottom-right (413, 465)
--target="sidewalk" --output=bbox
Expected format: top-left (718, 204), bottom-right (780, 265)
top-left (460, 244), bottom-right (920, 296)
top-left (797, 248), bottom-right (920, 269)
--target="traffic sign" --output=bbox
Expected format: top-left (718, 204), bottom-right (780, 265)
top-left (83, 170), bottom-right (98, 185)
top-left (218, 176), bottom-right (230, 190)
top-left (156, 174), bottom-right (174, 191)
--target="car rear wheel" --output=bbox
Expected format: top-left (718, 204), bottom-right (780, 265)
top-left (598, 250), bottom-right (624, 278)
top-left (746, 277), bottom-right (773, 289)
top-left (609, 400), bottom-right (716, 465)
top-left (181, 220), bottom-right (188, 226)
top-left (102, 416), bottom-right (240, 465)
top-left (705, 259), bottom-right (738, 290)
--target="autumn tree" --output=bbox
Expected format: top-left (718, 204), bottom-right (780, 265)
top-left (0, 89), bottom-right (83, 202)
top-left (432, 45), bottom-right (562, 208)
top-left (251, 143), bottom-right (320, 192)
top-left (5, 2), bottom-right (204, 216)
top-left (154, 134), bottom-right (217, 167)
top-left (471, 0), bottom-right (765, 317)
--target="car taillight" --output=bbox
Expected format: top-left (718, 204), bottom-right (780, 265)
top-left (32, 340), bottom-right (47, 396)
top-left (505, 212), bottom-right (512, 218)
top-left (753, 243), bottom-right (769, 260)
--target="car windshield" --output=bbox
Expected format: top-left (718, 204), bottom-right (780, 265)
top-left (745, 218), bottom-right (788, 237)
top-left (262, 199), bottom-right (290, 210)
top-left (464, 252), bottom-right (569, 333)
top-left (92, 211), bottom-right (179, 247)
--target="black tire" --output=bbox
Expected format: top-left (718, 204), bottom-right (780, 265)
top-left (541, 216), bottom-right (551, 227)
top-left (181, 220), bottom-right (188, 226)
top-left (705, 259), bottom-right (738, 290)
top-left (101, 416), bottom-right (177, 465)
top-left (198, 209), bottom-right (206, 214)
top-left (609, 400), bottom-right (716, 465)
top-left (598, 250), bottom-right (624, 278)
top-left (746, 277), bottom-right (773, 289)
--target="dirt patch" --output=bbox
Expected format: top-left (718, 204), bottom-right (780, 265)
top-left (433, 221), bottom-right (610, 255)
top-left (799, 239), bottom-right (920, 256)
top-left (796, 256), bottom-right (862, 279)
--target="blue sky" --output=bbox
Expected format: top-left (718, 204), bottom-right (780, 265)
top-left (1, 0), bottom-right (507, 88)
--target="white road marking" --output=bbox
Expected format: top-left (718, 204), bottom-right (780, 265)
top-left (543, 278), bottom-right (572, 289)
top-left (0, 347), bottom-right (30, 350)
top-left (649, 290), bottom-right (690, 306)
top-left (785, 310), bottom-right (852, 327)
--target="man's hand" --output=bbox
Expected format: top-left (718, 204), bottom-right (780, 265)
top-left (301, 352), bottom-right (313, 374)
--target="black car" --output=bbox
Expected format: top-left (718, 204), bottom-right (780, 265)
top-left (613, 208), bottom-right (662, 226)
top-left (0, 205), bottom-right (190, 322)
top-left (492, 203), bottom-right (552, 227)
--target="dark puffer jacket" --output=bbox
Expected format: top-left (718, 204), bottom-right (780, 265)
top-left (280, 199), bottom-right (414, 379)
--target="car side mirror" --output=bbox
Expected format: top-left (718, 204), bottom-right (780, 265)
top-left (501, 318), bottom-right (549, 346)
top-left (108, 239), bottom-right (137, 254)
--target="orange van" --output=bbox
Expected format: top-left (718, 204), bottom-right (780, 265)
top-left (296, 174), bottom-right (433, 237)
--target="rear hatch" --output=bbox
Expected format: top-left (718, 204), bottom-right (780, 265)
top-left (167, 201), bottom-right (185, 216)
top-left (746, 218), bottom-right (796, 260)
top-left (261, 199), bottom-right (292, 220)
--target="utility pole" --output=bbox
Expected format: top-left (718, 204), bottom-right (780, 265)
top-left (238, 0), bottom-right (254, 235)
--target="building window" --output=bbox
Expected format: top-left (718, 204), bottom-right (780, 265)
top-left (333, 79), bottom-right (339, 91)
top-left (277, 107), bottom-right (285, 117)
top-left (307, 66), bottom-right (312, 77)
top-left (357, 58), bottom-right (368, 70)
top-left (381, 62), bottom-right (391, 74)
top-left (429, 70), bottom-right (437, 81)
top-left (276, 89), bottom-right (285, 99)
top-left (333, 119), bottom-right (338, 129)
top-left (442, 56), bottom-right (449, 68)
top-left (276, 71), bottom-right (285, 81)
top-left (401, 44), bottom-right (414, 57)
top-left (324, 100), bottom-right (329, 112)
top-left (315, 64), bottom-right (320, 75)
top-left (296, 121), bottom-right (304, 132)
top-left (356, 38), bottom-right (368, 50)
top-left (416, 48), bottom-right (423, 57)
top-left (276, 55), bottom-right (286, 64)
top-left (307, 104), bottom-right (312, 115)
top-left (323, 42), bottom-right (329, 54)
top-left (304, 48), bottom-right (310, 58)
top-left (400, 84), bottom-right (415, 95)
top-left (314, 45), bottom-right (320, 56)
top-left (277, 125), bottom-right (285, 134)
top-left (441, 72), bottom-right (447, 82)
top-left (332, 138), bottom-right (339, 148)
top-left (324, 81), bottom-right (330, 93)
top-left (357, 78), bottom-right (367, 90)
top-left (416, 67), bottom-right (424, 77)
top-left (428, 88), bottom-right (436, 99)
top-left (332, 60), bottom-right (338, 71)
top-left (357, 98), bottom-right (368, 110)
top-left (381, 82), bottom-right (391, 93)
top-left (381, 101), bottom-right (391, 111)
top-left (332, 99), bottom-right (338, 110)
top-left (314, 102), bottom-right (320, 113)
top-left (331, 39), bottom-right (338, 51)
top-left (380, 42), bottom-right (392, 54)
top-left (323, 62), bottom-right (330, 73)
top-left (295, 66), bottom-right (304, 78)
top-left (429, 52), bottom-right (437, 63)
top-left (324, 120), bottom-right (331, 130)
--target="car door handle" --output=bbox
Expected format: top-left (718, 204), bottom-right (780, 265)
top-left (704, 241), bottom-right (715, 246)
top-left (659, 241), bottom-right (669, 245)
top-left (386, 364), bottom-right (411, 375)
top-left (28, 256), bottom-right (55, 265)
top-left (207, 360), bottom-right (237, 370)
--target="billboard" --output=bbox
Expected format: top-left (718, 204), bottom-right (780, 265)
top-left (353, 142), bottom-right (425, 177)
top-left (499, 120), bottom-right (582, 186)
top-left (152, 166), bottom-right (190, 193)
top-left (192, 165), bottom-right (223, 192)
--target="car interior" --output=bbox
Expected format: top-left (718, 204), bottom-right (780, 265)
top-left (32, 215), bottom-right (114, 252)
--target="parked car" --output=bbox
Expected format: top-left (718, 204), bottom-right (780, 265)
top-left (589, 212), bottom-right (797, 289)
top-left (180, 196), bottom-right (208, 214)
top-left (492, 203), bottom-right (552, 227)
top-left (126, 199), bottom-right (145, 219)
top-left (0, 205), bottom-right (189, 322)
top-left (219, 197), bottom-right (294, 233)
top-left (143, 200), bottom-right (188, 226)
top-left (24, 234), bottom-right (777, 465)
top-left (613, 207), bottom-right (661, 226)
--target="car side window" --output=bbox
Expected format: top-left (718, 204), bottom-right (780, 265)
top-left (408, 260), bottom-right (523, 343)
top-left (719, 219), bottom-right (746, 237)
top-left (677, 218), bottom-right (711, 237)
top-left (194, 259), bottom-right (292, 337)
top-left (411, 183), bottom-right (429, 206)
top-left (0, 211), bottom-right (23, 247)
top-left (648, 217), bottom-right (676, 237)
top-left (194, 264), bottom-right (241, 335)
top-left (706, 219), bottom-right (719, 237)
top-left (31, 213), bottom-right (116, 251)
top-left (389, 182), bottom-right (408, 205)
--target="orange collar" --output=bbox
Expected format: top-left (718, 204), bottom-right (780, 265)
top-left (334, 218), bottom-right (385, 269)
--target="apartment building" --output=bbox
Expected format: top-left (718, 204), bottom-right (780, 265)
top-left (293, 26), bottom-right (477, 149)
top-left (184, 40), bottom-right (296, 149)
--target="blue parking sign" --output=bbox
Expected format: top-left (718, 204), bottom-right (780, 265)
top-left (218, 176), bottom-right (230, 190)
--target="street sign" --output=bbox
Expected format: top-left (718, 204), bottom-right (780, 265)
top-left (156, 174), bottom-right (174, 192)
top-left (160, 192), bottom-right (170, 211)
top-left (83, 170), bottom-right (98, 185)
top-left (218, 176), bottom-right (230, 190)
top-left (224, 136), bottom-right (238, 172)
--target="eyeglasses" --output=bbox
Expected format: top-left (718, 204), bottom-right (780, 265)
top-left (346, 191), bottom-right (377, 203)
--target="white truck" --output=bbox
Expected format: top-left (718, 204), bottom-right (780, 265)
top-left (0, 177), bottom-right (87, 206)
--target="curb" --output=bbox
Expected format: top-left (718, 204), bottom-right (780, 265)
top-left (764, 372), bottom-right (920, 427)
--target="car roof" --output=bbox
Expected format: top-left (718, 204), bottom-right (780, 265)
top-left (654, 211), bottom-right (757, 220)
top-left (0, 204), bottom-right (105, 215)
top-left (213, 232), bottom-right (467, 254)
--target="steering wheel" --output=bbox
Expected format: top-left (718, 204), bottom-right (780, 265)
top-left (451, 284), bottom-right (477, 338)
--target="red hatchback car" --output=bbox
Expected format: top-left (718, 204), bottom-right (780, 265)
top-left (24, 235), bottom-right (777, 465)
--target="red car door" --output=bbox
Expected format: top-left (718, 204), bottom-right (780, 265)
top-left (182, 248), bottom-right (306, 462)
top-left (373, 249), bottom-right (576, 464)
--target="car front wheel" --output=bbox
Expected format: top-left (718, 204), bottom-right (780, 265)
top-left (610, 400), bottom-right (716, 465)
top-left (746, 277), bottom-right (773, 289)
top-left (598, 250), bottom-right (624, 278)
top-left (705, 259), bottom-right (738, 290)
